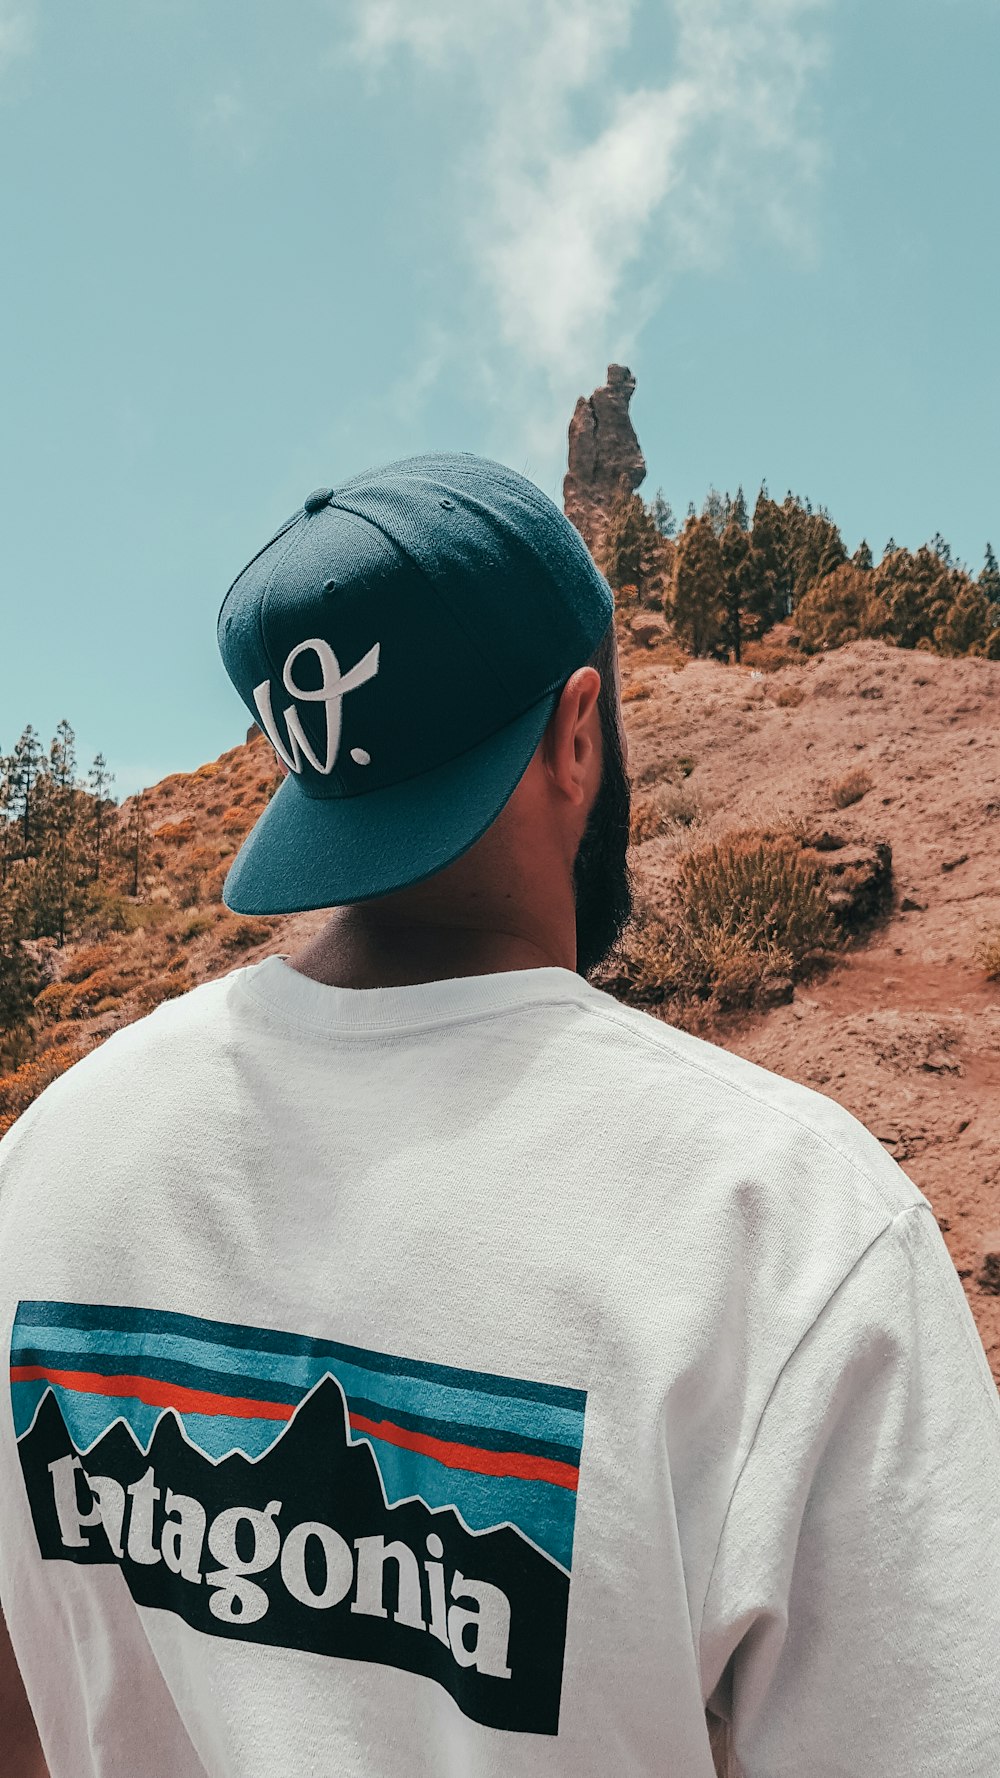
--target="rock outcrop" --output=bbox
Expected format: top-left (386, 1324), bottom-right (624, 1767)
top-left (563, 364), bottom-right (646, 558)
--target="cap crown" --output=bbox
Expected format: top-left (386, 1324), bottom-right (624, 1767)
top-left (217, 453), bottom-right (613, 801)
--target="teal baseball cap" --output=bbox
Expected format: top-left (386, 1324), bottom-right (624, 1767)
top-left (216, 451), bottom-right (614, 915)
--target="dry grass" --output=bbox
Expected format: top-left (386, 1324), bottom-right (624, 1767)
top-left (830, 767), bottom-right (873, 808)
top-left (740, 639), bottom-right (800, 672)
top-left (773, 683), bottom-right (805, 708)
top-left (596, 831), bottom-right (841, 1013)
top-left (977, 929), bottom-right (1000, 981)
top-left (630, 782), bottom-right (702, 843)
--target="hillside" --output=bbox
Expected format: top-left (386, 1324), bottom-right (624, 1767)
top-left (611, 619), bottom-right (1000, 1379)
top-left (7, 622), bottom-right (1000, 1383)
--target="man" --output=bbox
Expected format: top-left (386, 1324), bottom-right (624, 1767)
top-left (1, 453), bottom-right (998, 1778)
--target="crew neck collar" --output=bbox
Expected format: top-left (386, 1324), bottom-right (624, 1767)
top-left (233, 952), bottom-right (595, 1035)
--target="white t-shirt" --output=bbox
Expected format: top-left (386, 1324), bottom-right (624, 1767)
top-left (1, 956), bottom-right (997, 1778)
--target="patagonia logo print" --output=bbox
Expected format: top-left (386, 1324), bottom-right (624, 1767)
top-left (9, 1300), bottom-right (587, 1735)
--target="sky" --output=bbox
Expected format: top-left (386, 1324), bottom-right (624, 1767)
top-left (1, 0), bottom-right (997, 800)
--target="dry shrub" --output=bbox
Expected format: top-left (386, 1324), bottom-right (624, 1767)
top-left (33, 980), bottom-right (82, 1021)
top-left (590, 900), bottom-right (679, 1008)
top-left (774, 683), bottom-right (805, 708)
top-left (621, 682), bottom-right (652, 703)
top-left (630, 782), bottom-right (701, 844)
top-left (976, 929), bottom-right (1000, 981)
top-left (203, 864), bottom-right (230, 903)
top-left (153, 816), bottom-right (198, 844)
top-left (70, 965), bottom-right (136, 1010)
top-left (180, 913), bottom-right (214, 943)
top-left (194, 762), bottom-right (219, 778)
top-left (741, 639), bottom-right (800, 672)
top-left (668, 834), bottom-right (839, 1008)
top-left (37, 965), bottom-right (134, 1022)
top-left (127, 902), bottom-right (175, 932)
top-left (129, 973), bottom-right (193, 1018)
top-left (61, 943), bottom-right (115, 984)
top-left (218, 916), bottom-right (275, 950)
top-left (630, 787), bottom-right (666, 844)
top-left (222, 806), bottom-right (249, 830)
top-left (0, 1043), bottom-right (83, 1137)
top-left (830, 767), bottom-right (872, 808)
top-left (596, 832), bottom-right (840, 1014)
top-left (665, 787), bottom-right (700, 827)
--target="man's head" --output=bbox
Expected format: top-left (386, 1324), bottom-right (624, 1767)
top-left (273, 617), bottom-right (634, 979)
top-left (219, 453), bottom-right (636, 979)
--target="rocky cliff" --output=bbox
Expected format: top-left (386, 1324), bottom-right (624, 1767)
top-left (562, 363), bottom-right (647, 558)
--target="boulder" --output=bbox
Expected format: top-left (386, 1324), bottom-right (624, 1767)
top-left (630, 613), bottom-right (670, 647)
top-left (816, 840), bottom-right (893, 931)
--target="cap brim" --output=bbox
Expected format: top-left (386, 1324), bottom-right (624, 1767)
top-left (222, 689), bottom-right (560, 915)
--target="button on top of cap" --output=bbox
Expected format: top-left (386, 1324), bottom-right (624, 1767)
top-left (303, 488), bottom-right (332, 514)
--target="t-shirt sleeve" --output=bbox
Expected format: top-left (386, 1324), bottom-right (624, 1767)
top-left (699, 1202), bottom-right (1000, 1778)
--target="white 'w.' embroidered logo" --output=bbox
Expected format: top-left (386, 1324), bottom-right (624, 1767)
top-left (252, 638), bottom-right (380, 774)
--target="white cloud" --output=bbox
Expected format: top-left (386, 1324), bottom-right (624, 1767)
top-left (0, 2), bottom-right (35, 75)
top-left (346, 0), bottom-right (831, 470)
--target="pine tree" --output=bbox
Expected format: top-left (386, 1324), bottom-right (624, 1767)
top-left (0, 869), bottom-right (44, 1070)
top-left (668, 517), bottom-right (725, 657)
top-left (596, 478), bottom-right (666, 608)
top-left (853, 539), bottom-right (874, 572)
top-left (33, 720), bottom-right (91, 949)
top-left (875, 545), bottom-right (952, 650)
top-left (978, 541), bottom-right (1000, 610)
top-left (0, 749), bottom-right (14, 890)
top-left (749, 491), bottom-right (793, 623)
top-left (719, 520), bottom-right (758, 663)
top-left (929, 531), bottom-right (953, 567)
top-left (8, 726), bottom-right (45, 856)
top-left (882, 537), bottom-right (897, 560)
top-left (701, 487), bottom-right (730, 538)
top-left (932, 576), bottom-right (995, 657)
top-left (649, 489), bottom-right (677, 538)
top-left (782, 499), bottom-right (847, 604)
top-left (86, 752), bottom-right (116, 882)
top-left (730, 486), bottom-right (749, 532)
top-left (125, 791), bottom-right (150, 900)
top-left (795, 564), bottom-right (889, 652)
top-left (814, 529), bottom-right (848, 582)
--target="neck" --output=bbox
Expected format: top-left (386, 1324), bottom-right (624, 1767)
top-left (284, 907), bottom-right (576, 990)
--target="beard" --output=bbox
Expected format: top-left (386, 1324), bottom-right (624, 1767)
top-left (572, 716), bottom-right (634, 979)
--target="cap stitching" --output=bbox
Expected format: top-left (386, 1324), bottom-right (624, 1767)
top-left (325, 494), bottom-right (524, 707)
top-left (216, 510), bottom-right (302, 637)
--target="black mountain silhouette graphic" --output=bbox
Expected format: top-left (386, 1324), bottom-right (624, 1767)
top-left (17, 1378), bottom-right (571, 1735)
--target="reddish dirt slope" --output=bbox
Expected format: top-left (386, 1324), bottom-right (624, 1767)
top-left (616, 626), bottom-right (1000, 1381)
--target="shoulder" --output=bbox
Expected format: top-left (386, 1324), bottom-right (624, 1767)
top-left (0, 969), bottom-right (246, 1156)
top-left (569, 981), bottom-right (928, 1221)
